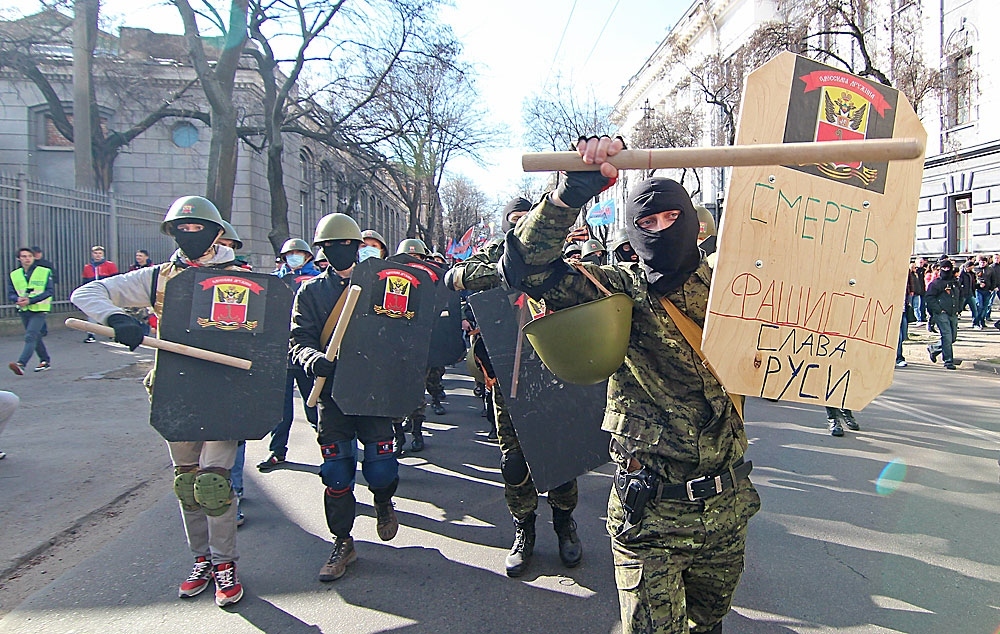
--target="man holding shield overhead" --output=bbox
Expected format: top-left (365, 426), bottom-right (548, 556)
top-left (499, 136), bottom-right (758, 634)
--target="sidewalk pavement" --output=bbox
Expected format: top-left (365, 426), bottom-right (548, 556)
top-left (900, 310), bottom-right (1000, 373)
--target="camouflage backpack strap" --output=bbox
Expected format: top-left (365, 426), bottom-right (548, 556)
top-left (152, 261), bottom-right (184, 318)
top-left (657, 295), bottom-right (748, 452)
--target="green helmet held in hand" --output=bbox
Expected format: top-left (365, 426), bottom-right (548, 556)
top-left (522, 294), bottom-right (634, 385)
top-left (280, 238), bottom-right (313, 256)
top-left (313, 213), bottom-right (363, 244)
top-left (396, 238), bottom-right (430, 257)
top-left (160, 195), bottom-right (225, 235)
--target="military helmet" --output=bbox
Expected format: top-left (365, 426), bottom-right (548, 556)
top-left (313, 213), bottom-right (363, 245)
top-left (280, 238), bottom-right (313, 256)
top-left (219, 220), bottom-right (243, 250)
top-left (522, 294), bottom-right (634, 385)
top-left (314, 249), bottom-right (328, 263)
top-left (160, 195), bottom-right (225, 236)
top-left (695, 205), bottom-right (717, 242)
top-left (581, 239), bottom-right (606, 258)
top-left (361, 229), bottom-right (388, 252)
top-left (396, 238), bottom-right (430, 256)
top-left (466, 346), bottom-right (485, 382)
top-left (430, 251), bottom-right (446, 262)
top-left (563, 241), bottom-right (583, 257)
top-left (608, 228), bottom-right (630, 252)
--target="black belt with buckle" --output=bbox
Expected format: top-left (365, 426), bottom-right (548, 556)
top-left (654, 459), bottom-right (753, 503)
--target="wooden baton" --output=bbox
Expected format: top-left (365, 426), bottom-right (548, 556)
top-left (65, 317), bottom-right (252, 370)
top-left (521, 138), bottom-right (924, 172)
top-left (306, 284), bottom-right (362, 408)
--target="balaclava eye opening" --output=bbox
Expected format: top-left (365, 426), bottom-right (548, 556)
top-left (624, 177), bottom-right (701, 295)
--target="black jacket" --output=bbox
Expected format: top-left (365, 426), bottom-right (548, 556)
top-left (913, 266), bottom-right (927, 295)
top-left (288, 269), bottom-right (352, 378)
top-left (959, 268), bottom-right (976, 299)
top-left (925, 274), bottom-right (962, 316)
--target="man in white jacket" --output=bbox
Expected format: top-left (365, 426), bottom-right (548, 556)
top-left (71, 195), bottom-right (246, 608)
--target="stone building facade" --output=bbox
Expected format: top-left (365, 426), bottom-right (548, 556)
top-left (0, 12), bottom-right (408, 269)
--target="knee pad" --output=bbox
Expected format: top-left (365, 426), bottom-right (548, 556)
top-left (173, 466), bottom-right (199, 511)
top-left (320, 440), bottom-right (357, 490)
top-left (361, 440), bottom-right (398, 489)
top-left (500, 450), bottom-right (530, 487)
top-left (193, 468), bottom-right (233, 517)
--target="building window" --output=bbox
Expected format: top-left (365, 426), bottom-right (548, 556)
top-left (946, 49), bottom-right (974, 128)
top-left (953, 194), bottom-right (973, 254)
top-left (171, 121), bottom-right (199, 148)
top-left (43, 115), bottom-right (74, 147)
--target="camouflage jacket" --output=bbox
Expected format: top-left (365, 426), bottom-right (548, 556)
top-left (452, 239), bottom-right (505, 292)
top-left (512, 195), bottom-right (747, 483)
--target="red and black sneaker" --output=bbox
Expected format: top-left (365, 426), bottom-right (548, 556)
top-left (178, 556), bottom-right (213, 598)
top-left (213, 561), bottom-right (243, 607)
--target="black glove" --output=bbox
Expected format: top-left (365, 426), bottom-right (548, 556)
top-left (553, 136), bottom-right (622, 208)
top-left (311, 356), bottom-right (336, 377)
top-left (106, 313), bottom-right (145, 351)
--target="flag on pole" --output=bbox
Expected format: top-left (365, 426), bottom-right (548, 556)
top-left (586, 198), bottom-right (616, 227)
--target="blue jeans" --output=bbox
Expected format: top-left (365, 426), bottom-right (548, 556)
top-left (975, 289), bottom-right (996, 326)
top-left (929, 312), bottom-right (958, 365)
top-left (267, 367), bottom-right (318, 456)
top-left (913, 295), bottom-right (925, 322)
top-left (231, 441), bottom-right (245, 496)
top-left (18, 311), bottom-right (50, 366)
top-left (897, 311), bottom-right (908, 363)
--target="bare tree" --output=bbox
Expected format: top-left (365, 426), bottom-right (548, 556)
top-left (630, 106), bottom-right (703, 188)
top-left (173, 0), bottom-right (249, 220)
top-left (0, 6), bottom-right (203, 191)
top-left (521, 74), bottom-right (616, 151)
top-left (441, 174), bottom-right (489, 244)
top-left (365, 38), bottom-right (497, 247)
top-left (242, 0), bottom-right (441, 253)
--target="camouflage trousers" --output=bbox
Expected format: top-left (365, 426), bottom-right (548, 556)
top-left (425, 366), bottom-right (446, 402)
top-left (492, 388), bottom-right (577, 520)
top-left (607, 477), bottom-right (760, 634)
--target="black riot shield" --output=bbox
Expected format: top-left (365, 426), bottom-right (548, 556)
top-left (151, 268), bottom-right (292, 442)
top-left (386, 254), bottom-right (465, 368)
top-left (469, 288), bottom-right (609, 492)
top-left (331, 257), bottom-right (436, 418)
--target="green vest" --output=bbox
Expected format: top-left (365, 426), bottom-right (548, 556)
top-left (10, 266), bottom-right (52, 312)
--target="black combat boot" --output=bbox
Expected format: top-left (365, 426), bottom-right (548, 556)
top-left (842, 410), bottom-right (860, 431)
top-left (505, 513), bottom-right (536, 578)
top-left (552, 508), bottom-right (582, 567)
top-left (828, 415), bottom-right (844, 437)
top-left (410, 418), bottom-right (425, 452)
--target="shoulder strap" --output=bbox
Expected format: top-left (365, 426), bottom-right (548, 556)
top-left (658, 294), bottom-right (747, 451)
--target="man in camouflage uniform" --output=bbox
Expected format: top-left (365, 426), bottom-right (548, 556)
top-left (499, 136), bottom-right (759, 634)
top-left (446, 197), bottom-right (582, 578)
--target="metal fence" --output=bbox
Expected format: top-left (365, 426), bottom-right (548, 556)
top-left (1, 173), bottom-right (172, 318)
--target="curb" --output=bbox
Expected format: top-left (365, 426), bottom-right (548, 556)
top-left (972, 360), bottom-right (1000, 375)
top-left (0, 480), bottom-right (151, 582)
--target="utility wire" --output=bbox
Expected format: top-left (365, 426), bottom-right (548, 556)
top-left (583, 0), bottom-right (621, 67)
top-left (544, 0), bottom-right (578, 86)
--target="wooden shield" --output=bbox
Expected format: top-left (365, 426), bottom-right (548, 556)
top-left (151, 268), bottom-right (292, 441)
top-left (703, 53), bottom-right (926, 410)
top-left (468, 288), bottom-right (609, 493)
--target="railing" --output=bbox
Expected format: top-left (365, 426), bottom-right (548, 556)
top-left (1, 173), bottom-right (172, 318)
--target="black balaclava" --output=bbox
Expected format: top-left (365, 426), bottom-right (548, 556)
top-left (322, 241), bottom-right (361, 271)
top-left (939, 259), bottom-right (955, 279)
top-left (624, 177), bottom-right (701, 295)
top-left (501, 197), bottom-right (533, 232)
top-left (614, 242), bottom-right (639, 263)
top-left (172, 222), bottom-right (222, 260)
